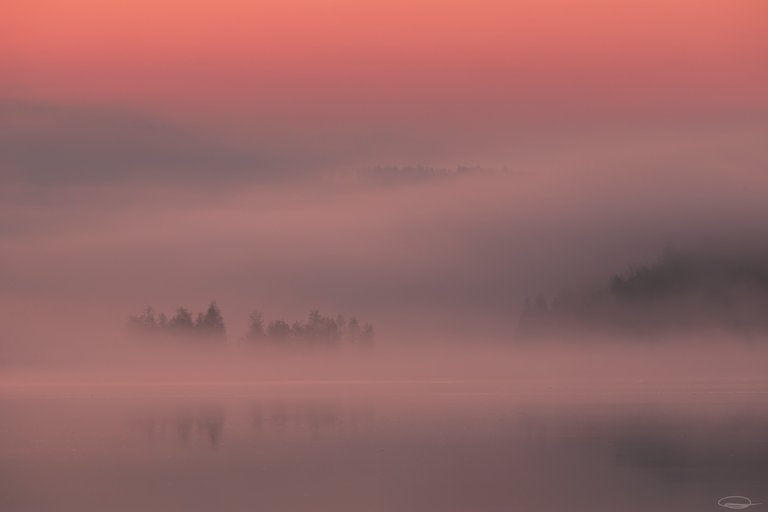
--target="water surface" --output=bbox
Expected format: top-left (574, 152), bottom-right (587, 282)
top-left (2, 381), bottom-right (767, 512)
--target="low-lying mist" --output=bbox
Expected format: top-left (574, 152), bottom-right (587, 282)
top-left (3, 119), bottom-right (768, 379)
top-left (3, 332), bottom-right (767, 396)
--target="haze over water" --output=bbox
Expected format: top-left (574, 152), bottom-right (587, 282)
top-left (3, 0), bottom-right (768, 511)
top-left (3, 344), bottom-right (768, 511)
top-left (3, 378), bottom-right (768, 512)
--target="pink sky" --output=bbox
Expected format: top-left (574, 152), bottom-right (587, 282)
top-left (4, 0), bottom-right (767, 119)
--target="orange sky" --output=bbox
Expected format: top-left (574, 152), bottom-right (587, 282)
top-left (4, 0), bottom-right (767, 119)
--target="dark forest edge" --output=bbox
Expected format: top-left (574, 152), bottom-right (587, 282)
top-left (518, 247), bottom-right (768, 340)
top-left (128, 303), bottom-right (374, 348)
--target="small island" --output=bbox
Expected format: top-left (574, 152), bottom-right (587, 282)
top-left (128, 302), bottom-right (375, 348)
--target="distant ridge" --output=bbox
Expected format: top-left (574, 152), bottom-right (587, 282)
top-left (518, 248), bottom-right (768, 339)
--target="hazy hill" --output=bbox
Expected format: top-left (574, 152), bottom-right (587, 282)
top-left (519, 248), bottom-right (768, 339)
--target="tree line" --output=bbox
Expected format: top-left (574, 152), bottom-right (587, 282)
top-left (128, 302), bottom-right (226, 341)
top-left (518, 248), bottom-right (768, 339)
top-left (128, 302), bottom-right (375, 346)
top-left (246, 310), bottom-right (374, 346)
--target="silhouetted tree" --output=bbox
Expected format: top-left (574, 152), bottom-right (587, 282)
top-left (290, 321), bottom-right (305, 339)
top-left (195, 301), bottom-right (226, 341)
top-left (267, 320), bottom-right (291, 341)
top-left (305, 310), bottom-right (341, 344)
top-left (127, 306), bottom-right (158, 336)
top-left (170, 308), bottom-right (195, 331)
top-left (246, 311), bottom-right (265, 341)
top-left (346, 317), bottom-right (361, 342)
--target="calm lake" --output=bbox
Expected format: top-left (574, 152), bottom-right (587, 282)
top-left (2, 380), bottom-right (767, 512)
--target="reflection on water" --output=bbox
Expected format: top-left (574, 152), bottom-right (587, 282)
top-left (514, 407), bottom-right (768, 500)
top-left (2, 390), bottom-right (768, 512)
top-left (132, 402), bottom-right (375, 449)
top-left (134, 407), bottom-right (225, 448)
top-left (610, 414), bottom-right (768, 489)
top-left (250, 402), bottom-right (375, 438)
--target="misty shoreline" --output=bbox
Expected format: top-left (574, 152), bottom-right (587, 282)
top-left (3, 341), bottom-right (766, 390)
